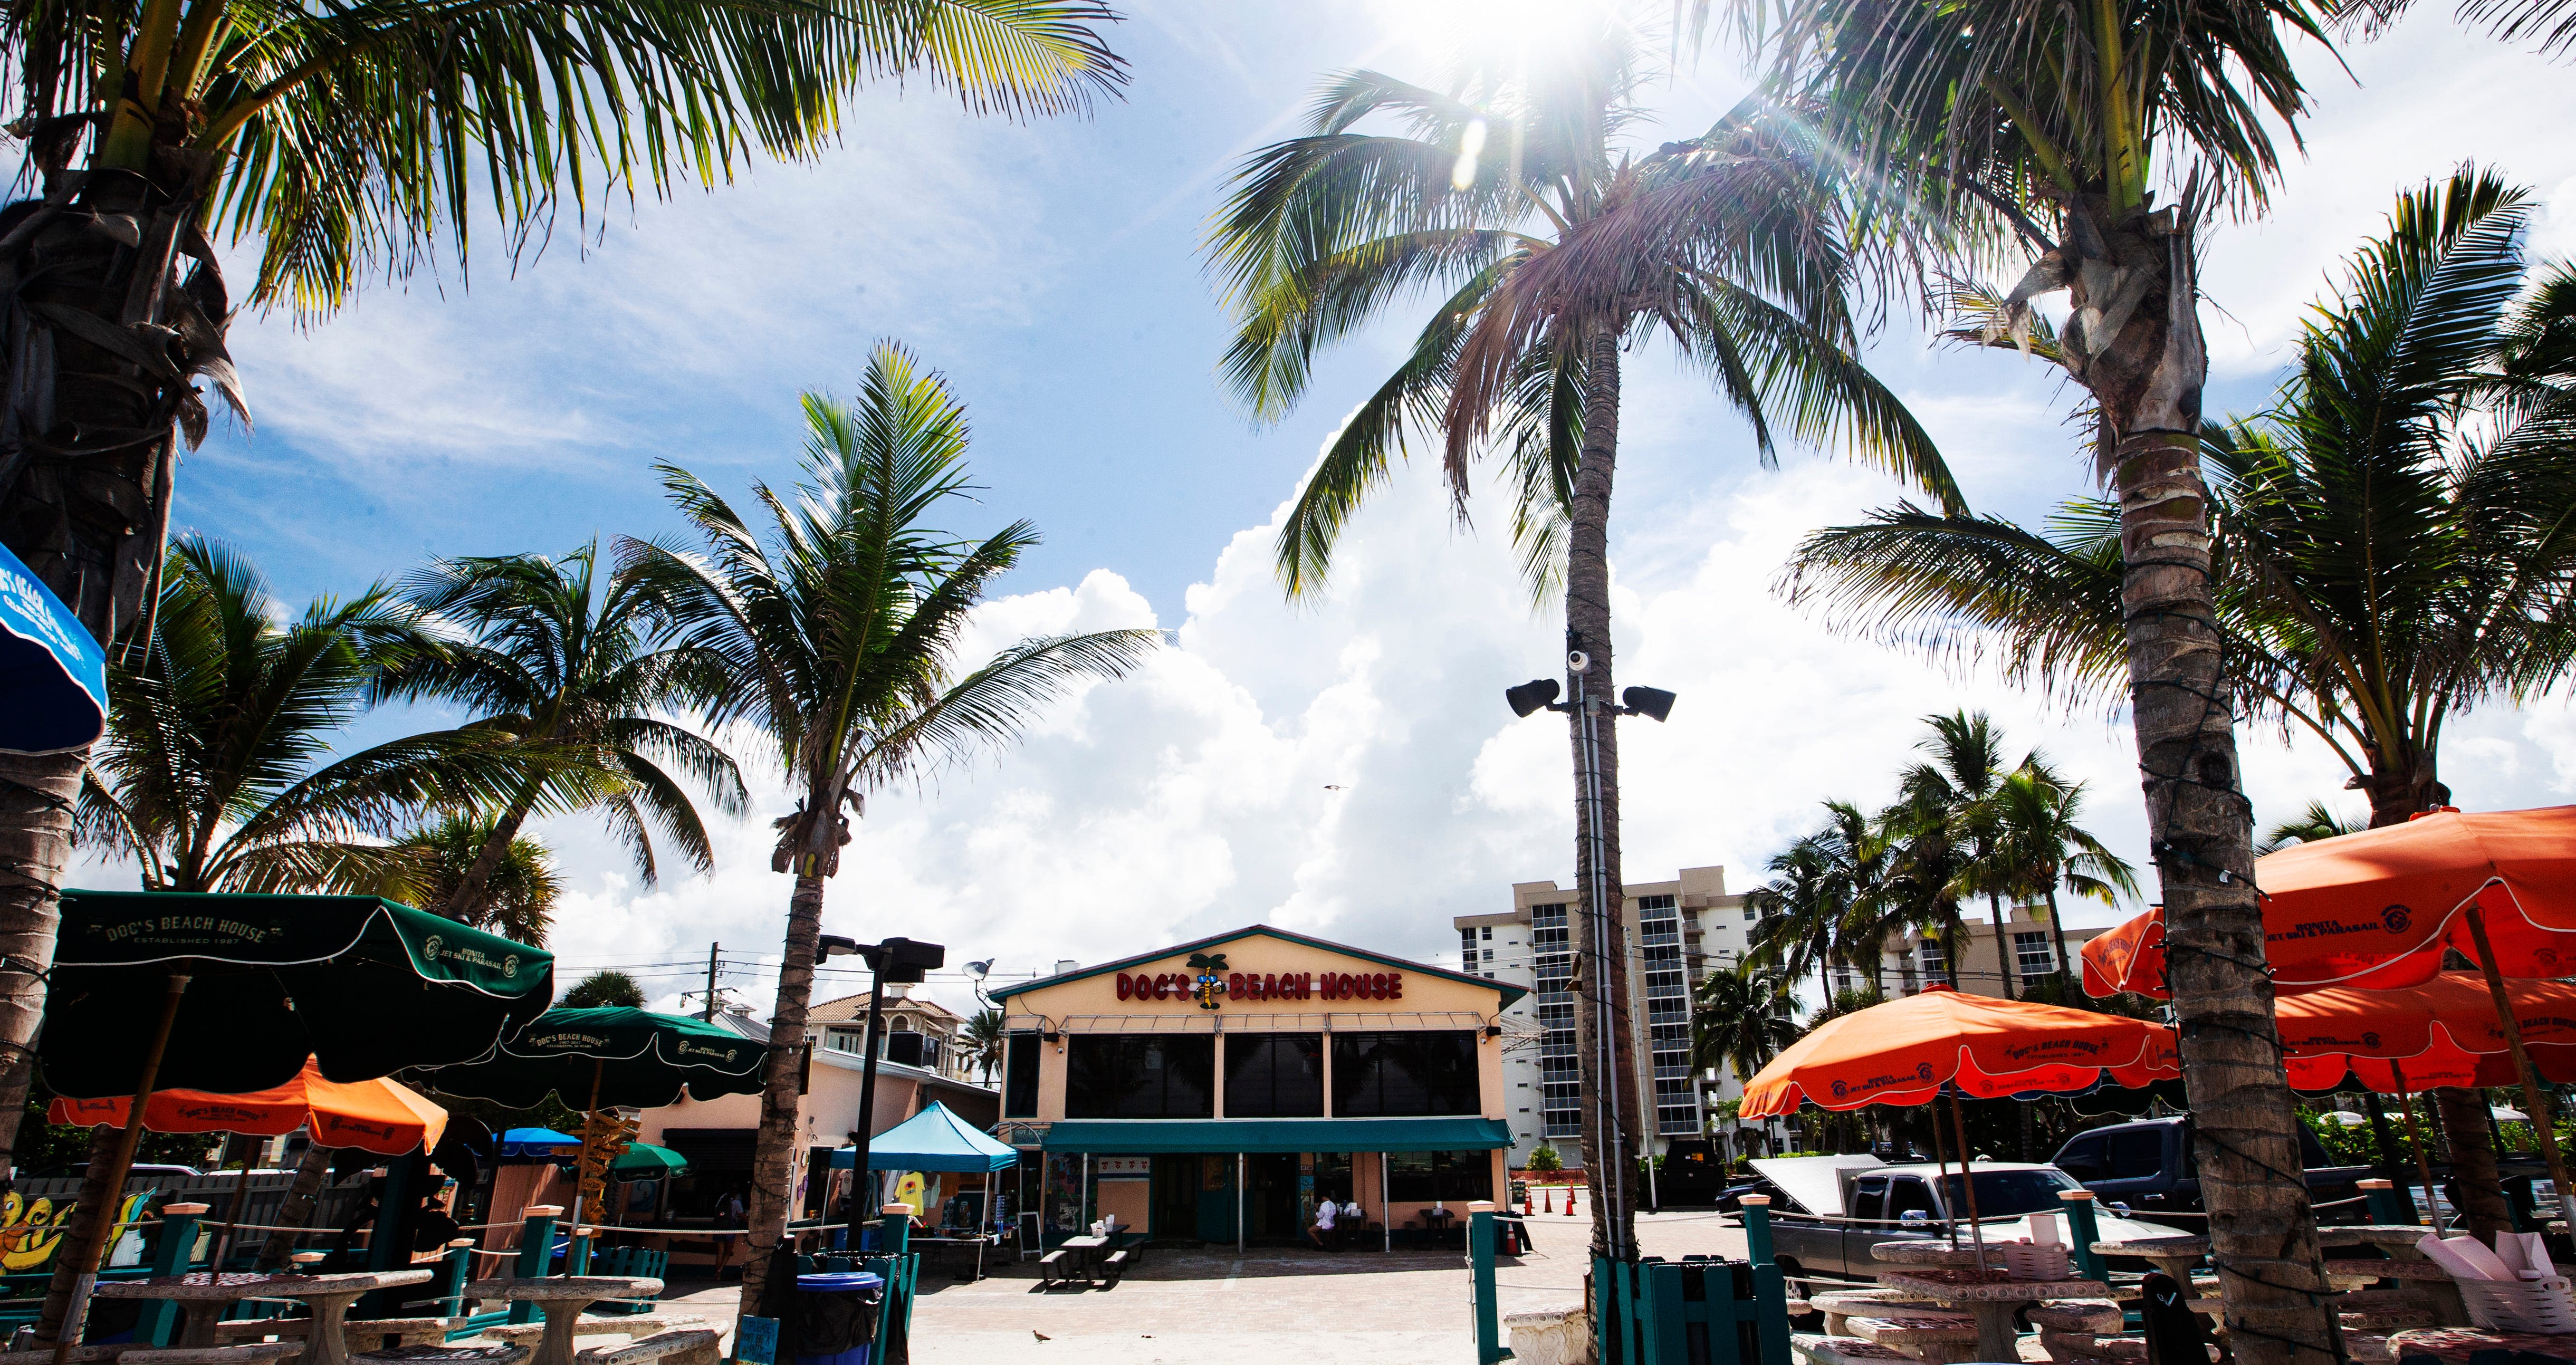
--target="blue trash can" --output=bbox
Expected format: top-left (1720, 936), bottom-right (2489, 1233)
top-left (790, 1271), bottom-right (884, 1365)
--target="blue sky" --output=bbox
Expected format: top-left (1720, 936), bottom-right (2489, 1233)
top-left (88, 0), bottom-right (2576, 1012)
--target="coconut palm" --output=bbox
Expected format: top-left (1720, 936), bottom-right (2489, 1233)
top-left (961, 1007), bottom-right (1007, 1083)
top-left (386, 545), bottom-right (748, 919)
top-left (1206, 18), bottom-right (1958, 1260)
top-left (617, 341), bottom-right (1155, 1320)
top-left (0, 0), bottom-right (1127, 1195)
top-left (2257, 802), bottom-right (2365, 855)
top-left (1893, 712), bottom-right (2030, 998)
top-left (384, 813), bottom-right (564, 945)
top-left (1744, 801), bottom-right (1891, 998)
top-left (562, 971), bottom-right (648, 1009)
top-left (1688, 967), bottom-right (1798, 1094)
top-left (74, 539), bottom-right (531, 897)
top-left (1982, 764), bottom-right (2137, 998)
top-left (1782, 171), bottom-right (2576, 832)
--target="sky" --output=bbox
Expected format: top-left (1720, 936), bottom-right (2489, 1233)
top-left (66, 0), bottom-right (2576, 1023)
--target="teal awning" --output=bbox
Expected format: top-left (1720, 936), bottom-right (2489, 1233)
top-left (1039, 1117), bottom-right (1511, 1154)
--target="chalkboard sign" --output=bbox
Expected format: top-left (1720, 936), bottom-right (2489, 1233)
top-left (734, 1316), bottom-right (777, 1365)
top-left (1019, 1210), bottom-right (1042, 1260)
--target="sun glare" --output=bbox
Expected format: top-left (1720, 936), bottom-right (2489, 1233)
top-left (1377, 0), bottom-right (1632, 69)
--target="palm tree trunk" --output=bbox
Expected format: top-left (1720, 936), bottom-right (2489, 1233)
top-left (1987, 894), bottom-right (2017, 1000)
top-left (738, 861), bottom-right (829, 1324)
top-left (254, 1141), bottom-right (341, 1271)
top-left (2432, 1088), bottom-right (2513, 1239)
top-left (2043, 887), bottom-right (2076, 998)
top-left (2089, 204), bottom-right (2338, 1365)
top-left (0, 751), bottom-right (80, 1185)
top-left (1564, 325), bottom-right (1645, 1266)
top-left (439, 783), bottom-right (543, 922)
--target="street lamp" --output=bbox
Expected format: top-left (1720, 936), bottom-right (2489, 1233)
top-left (839, 936), bottom-right (945, 1246)
top-left (1501, 649), bottom-right (1677, 1253)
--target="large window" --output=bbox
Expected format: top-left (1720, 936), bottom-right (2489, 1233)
top-left (1387, 1151), bottom-right (1493, 1202)
top-left (1332, 1032), bottom-right (1479, 1116)
top-left (1003, 1033), bottom-right (1040, 1118)
top-left (1065, 1035), bottom-right (1213, 1119)
top-left (1224, 1034), bottom-right (1322, 1117)
top-left (2013, 931), bottom-right (2056, 979)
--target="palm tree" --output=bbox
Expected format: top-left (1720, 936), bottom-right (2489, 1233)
top-left (74, 539), bottom-right (530, 897)
top-left (1688, 966), bottom-right (1797, 1100)
top-left (961, 1007), bottom-right (1007, 1084)
top-left (618, 341), bottom-right (1156, 1322)
top-left (1983, 765), bottom-right (2138, 998)
top-left (1745, 801), bottom-right (1898, 998)
top-left (1204, 17), bottom-right (1958, 1263)
top-left (0, 0), bottom-right (1128, 1191)
top-left (386, 545), bottom-right (748, 919)
top-left (1894, 712), bottom-right (2027, 998)
top-left (1783, 171), bottom-right (2576, 833)
top-left (2257, 802), bottom-right (2365, 855)
top-left (383, 814), bottom-right (564, 946)
top-left (562, 972), bottom-right (648, 1010)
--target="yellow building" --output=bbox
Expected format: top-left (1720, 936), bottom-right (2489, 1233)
top-left (989, 925), bottom-right (1523, 1246)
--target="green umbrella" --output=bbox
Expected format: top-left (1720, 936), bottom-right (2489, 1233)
top-left (421, 1006), bottom-right (765, 1240)
top-left (610, 1142), bottom-right (691, 1177)
top-left (41, 891), bottom-right (556, 1097)
top-left (32, 891), bottom-right (554, 1357)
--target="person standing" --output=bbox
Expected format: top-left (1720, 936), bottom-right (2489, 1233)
top-left (714, 1186), bottom-right (749, 1280)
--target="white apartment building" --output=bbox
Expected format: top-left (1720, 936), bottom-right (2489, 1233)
top-left (1454, 866), bottom-right (1749, 1169)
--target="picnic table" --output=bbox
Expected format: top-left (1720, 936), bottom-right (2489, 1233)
top-left (912, 1235), bottom-right (988, 1283)
top-left (1054, 1236), bottom-right (1107, 1284)
top-left (1872, 1266), bottom-right (2110, 1362)
top-left (94, 1271), bottom-right (435, 1365)
top-left (463, 1279), bottom-right (662, 1365)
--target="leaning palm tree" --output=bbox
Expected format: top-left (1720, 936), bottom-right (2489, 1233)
top-left (383, 813), bottom-right (566, 946)
top-left (619, 341), bottom-right (1155, 1322)
top-left (961, 1007), bottom-right (1007, 1084)
top-left (0, 0), bottom-right (1127, 1187)
top-left (386, 546), bottom-right (748, 919)
top-left (1745, 801), bottom-right (1892, 999)
top-left (1205, 15), bottom-right (1957, 1261)
top-left (74, 539), bottom-right (532, 897)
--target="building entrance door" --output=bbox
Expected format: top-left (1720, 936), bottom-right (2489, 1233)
top-left (1248, 1153), bottom-right (1300, 1239)
top-left (1150, 1156), bottom-right (1199, 1239)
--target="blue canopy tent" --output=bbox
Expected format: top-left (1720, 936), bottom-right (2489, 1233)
top-left (829, 1103), bottom-right (1017, 1172)
top-left (0, 542), bottom-right (104, 755)
top-left (497, 1127), bottom-right (581, 1159)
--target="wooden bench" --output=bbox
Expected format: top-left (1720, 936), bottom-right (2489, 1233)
top-left (571, 1330), bottom-right (720, 1365)
top-left (218, 1319), bottom-right (464, 1351)
top-left (477, 1318), bottom-right (703, 1347)
top-left (1037, 1250), bottom-right (1075, 1290)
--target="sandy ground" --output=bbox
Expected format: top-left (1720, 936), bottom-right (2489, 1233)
top-left (641, 1191), bottom-right (1754, 1365)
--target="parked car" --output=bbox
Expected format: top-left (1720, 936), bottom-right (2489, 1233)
top-left (2050, 1117), bottom-right (2373, 1222)
top-left (1753, 1154), bottom-right (2189, 1295)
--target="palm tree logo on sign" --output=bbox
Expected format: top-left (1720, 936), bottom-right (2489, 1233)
top-left (1188, 954), bottom-right (1229, 1011)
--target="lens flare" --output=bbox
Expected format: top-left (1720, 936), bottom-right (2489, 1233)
top-left (1452, 118), bottom-right (1488, 189)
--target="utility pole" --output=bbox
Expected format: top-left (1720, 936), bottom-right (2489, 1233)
top-left (703, 942), bottom-right (720, 1022)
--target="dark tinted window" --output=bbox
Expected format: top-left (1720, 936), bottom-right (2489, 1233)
top-left (1332, 1033), bottom-right (1479, 1116)
top-left (1003, 1033), bottom-right (1040, 1118)
top-left (2055, 1134), bottom-right (2106, 1179)
top-left (1850, 1176), bottom-right (1888, 1225)
top-left (1387, 1151), bottom-right (1492, 1202)
top-left (1936, 1169), bottom-right (2081, 1217)
top-left (1887, 1177), bottom-right (1940, 1223)
top-left (1065, 1035), bottom-right (1213, 1118)
top-left (2105, 1128), bottom-right (2163, 1179)
top-left (1224, 1034), bottom-right (1323, 1117)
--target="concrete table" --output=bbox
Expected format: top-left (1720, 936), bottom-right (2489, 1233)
top-left (95, 1272), bottom-right (433, 1364)
top-left (2385, 1327), bottom-right (2576, 1362)
top-left (1873, 1267), bottom-right (2110, 1363)
top-left (1870, 1243), bottom-right (2002, 1270)
top-left (2091, 1234), bottom-right (2209, 1288)
top-left (2318, 1226), bottom-right (2434, 1253)
top-left (464, 1279), bottom-right (661, 1365)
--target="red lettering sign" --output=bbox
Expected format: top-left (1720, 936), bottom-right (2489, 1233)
top-left (1388, 972), bottom-right (1403, 999)
top-left (1116, 973), bottom-right (1133, 1000)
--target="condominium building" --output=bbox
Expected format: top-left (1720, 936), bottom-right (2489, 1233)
top-left (1453, 866), bottom-right (1749, 1169)
top-left (1860, 902), bottom-right (2115, 1001)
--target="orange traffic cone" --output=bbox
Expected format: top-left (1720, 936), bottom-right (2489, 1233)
top-left (1541, 1188), bottom-right (1553, 1214)
top-left (1522, 1185), bottom-right (1535, 1216)
top-left (1565, 1187), bottom-right (1578, 1216)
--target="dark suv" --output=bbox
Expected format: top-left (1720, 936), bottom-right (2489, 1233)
top-left (2051, 1116), bottom-right (2372, 1222)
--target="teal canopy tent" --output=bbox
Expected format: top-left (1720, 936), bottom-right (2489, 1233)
top-left (830, 1102), bottom-right (1018, 1172)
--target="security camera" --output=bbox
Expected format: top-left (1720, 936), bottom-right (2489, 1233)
top-left (1567, 650), bottom-right (1591, 674)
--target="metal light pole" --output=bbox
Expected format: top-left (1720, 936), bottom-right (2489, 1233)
top-left (820, 935), bottom-right (944, 1249)
top-left (1505, 661), bottom-right (1676, 1266)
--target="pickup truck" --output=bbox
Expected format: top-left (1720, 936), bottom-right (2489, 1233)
top-left (1755, 1155), bottom-right (2189, 1295)
top-left (2049, 1117), bottom-right (2373, 1222)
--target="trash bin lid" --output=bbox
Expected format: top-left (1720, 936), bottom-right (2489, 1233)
top-left (796, 1272), bottom-right (884, 1292)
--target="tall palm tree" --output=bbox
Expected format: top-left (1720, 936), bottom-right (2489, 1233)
top-left (1687, 966), bottom-right (1797, 1103)
top-left (1205, 18), bottom-right (1958, 1260)
top-left (1894, 712), bottom-right (2027, 998)
top-left (74, 539), bottom-right (529, 896)
top-left (1983, 765), bottom-right (2137, 998)
top-left (383, 813), bottom-right (564, 946)
top-left (618, 341), bottom-right (1155, 1322)
top-left (1782, 171), bottom-right (2576, 832)
top-left (0, 0), bottom-right (1128, 1188)
top-left (961, 1007), bottom-right (1007, 1084)
top-left (386, 545), bottom-right (748, 918)
top-left (1744, 801), bottom-right (1898, 998)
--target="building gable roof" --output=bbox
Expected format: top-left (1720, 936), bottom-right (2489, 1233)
top-left (989, 924), bottom-right (1527, 1010)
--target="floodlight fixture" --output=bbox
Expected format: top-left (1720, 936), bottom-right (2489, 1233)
top-left (813, 934), bottom-right (861, 965)
top-left (858, 936), bottom-right (945, 984)
top-left (1622, 686), bottom-right (1678, 723)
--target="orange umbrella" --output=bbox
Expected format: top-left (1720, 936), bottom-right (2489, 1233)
top-left (2273, 972), bottom-right (2576, 1092)
top-left (1738, 985), bottom-right (2175, 1118)
top-left (2080, 806), bottom-right (2576, 998)
top-left (49, 1057), bottom-right (448, 1155)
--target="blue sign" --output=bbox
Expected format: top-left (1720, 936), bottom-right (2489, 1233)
top-left (734, 1316), bottom-right (778, 1365)
top-left (0, 541), bottom-right (105, 755)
